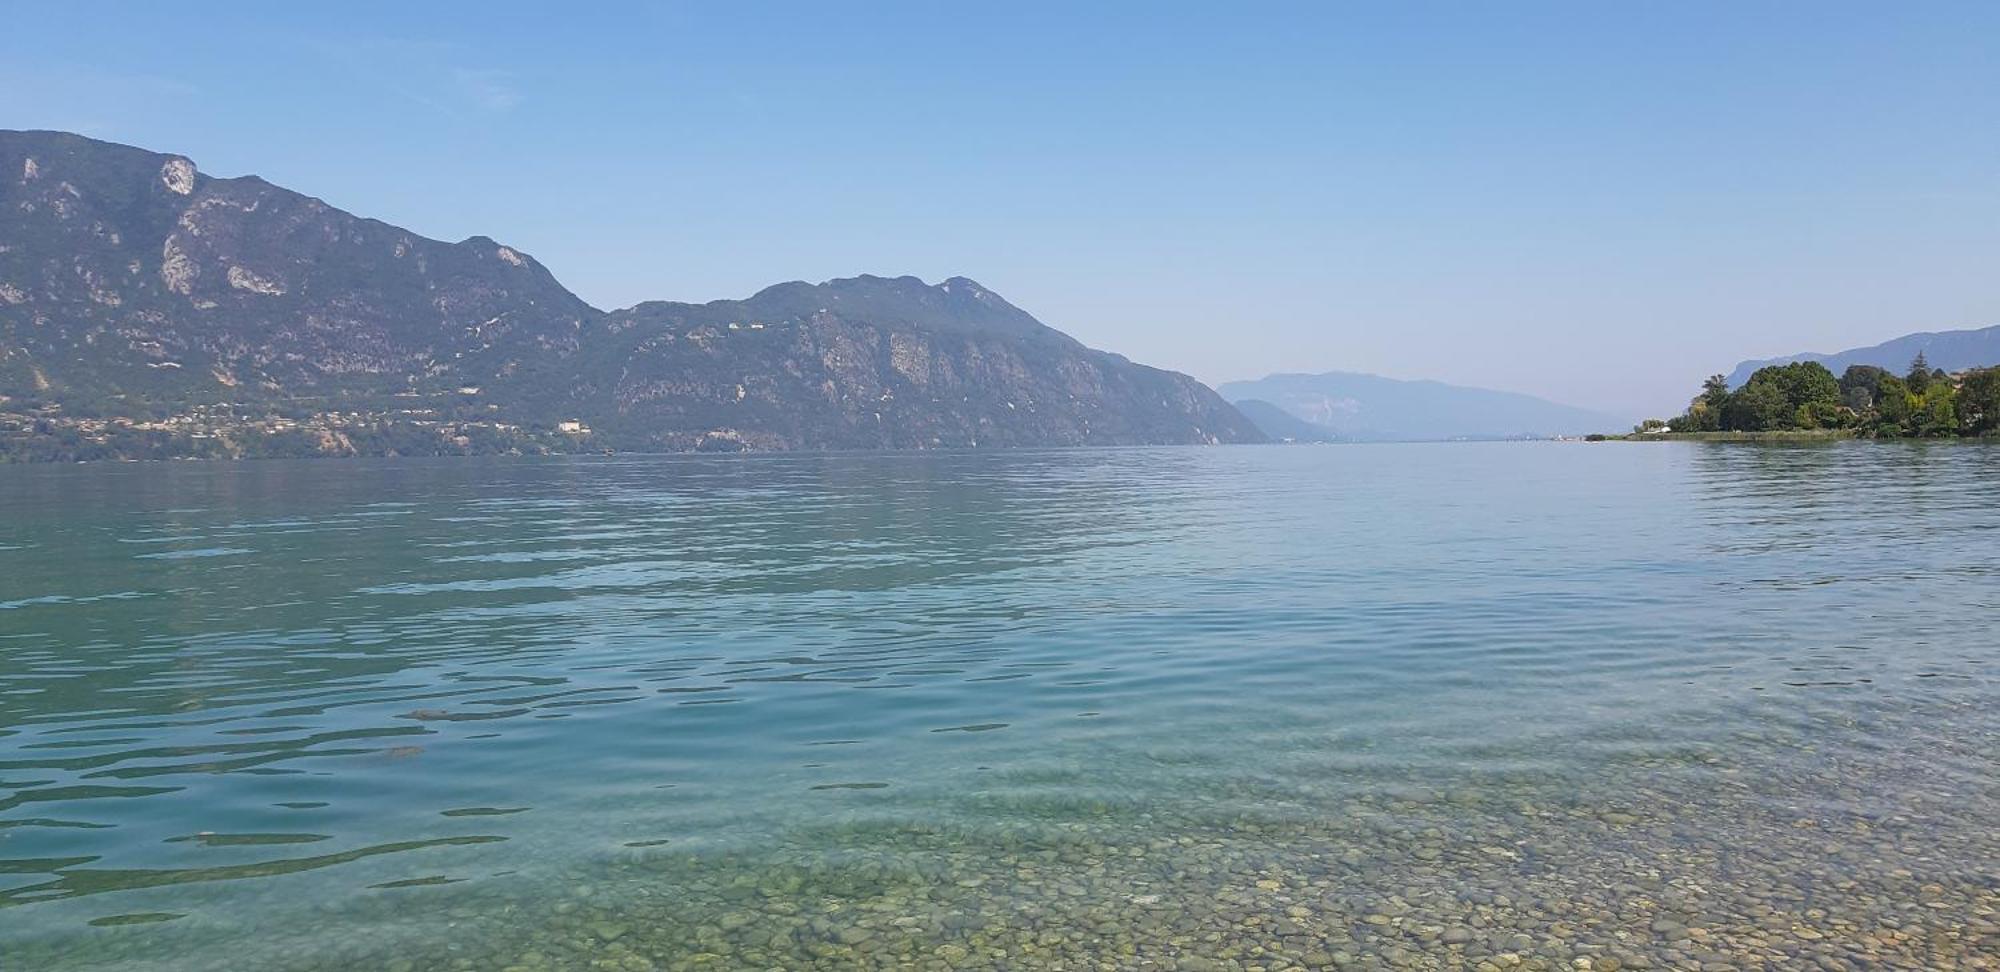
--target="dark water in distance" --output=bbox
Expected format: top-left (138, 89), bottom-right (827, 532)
top-left (2, 444), bottom-right (1996, 972)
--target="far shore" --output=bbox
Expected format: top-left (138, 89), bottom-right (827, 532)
top-left (1591, 429), bottom-right (1860, 443)
top-left (1594, 429), bottom-right (2000, 443)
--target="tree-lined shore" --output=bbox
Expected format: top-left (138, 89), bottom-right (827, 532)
top-left (1634, 354), bottom-right (2000, 439)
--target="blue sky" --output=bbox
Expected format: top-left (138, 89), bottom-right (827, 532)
top-left (4, 2), bottom-right (1997, 416)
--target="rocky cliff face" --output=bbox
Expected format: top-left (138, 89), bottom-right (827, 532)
top-left (575, 276), bottom-right (1258, 450)
top-left (0, 130), bottom-right (595, 409)
top-left (0, 130), bottom-right (1260, 455)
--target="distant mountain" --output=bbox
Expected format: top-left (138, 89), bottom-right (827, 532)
top-left (569, 275), bottom-right (1262, 451)
top-left (0, 130), bottom-right (1260, 456)
top-left (1725, 324), bottom-right (2000, 388)
top-left (1230, 399), bottom-right (1338, 442)
top-left (1217, 371), bottom-right (1627, 441)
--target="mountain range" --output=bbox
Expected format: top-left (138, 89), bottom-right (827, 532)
top-left (1226, 398), bottom-right (1341, 443)
top-left (1725, 324), bottom-right (2000, 388)
top-left (0, 130), bottom-right (1260, 457)
top-left (1218, 371), bottom-right (1628, 442)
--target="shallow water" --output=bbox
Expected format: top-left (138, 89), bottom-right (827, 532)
top-left (2, 444), bottom-right (1995, 971)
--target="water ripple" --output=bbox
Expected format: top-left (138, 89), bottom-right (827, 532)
top-left (0, 446), bottom-right (1995, 969)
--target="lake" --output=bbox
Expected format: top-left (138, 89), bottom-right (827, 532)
top-left (2, 444), bottom-right (1995, 971)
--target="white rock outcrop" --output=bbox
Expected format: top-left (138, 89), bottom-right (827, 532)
top-left (160, 238), bottom-right (198, 294)
top-left (160, 158), bottom-right (196, 196)
top-left (227, 266), bottom-right (286, 296)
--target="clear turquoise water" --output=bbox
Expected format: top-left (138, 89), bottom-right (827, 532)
top-left (2, 444), bottom-right (1995, 971)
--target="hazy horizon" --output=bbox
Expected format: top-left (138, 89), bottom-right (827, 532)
top-left (8, 2), bottom-right (1995, 416)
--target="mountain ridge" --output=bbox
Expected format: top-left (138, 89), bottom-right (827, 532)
top-left (1724, 324), bottom-right (2000, 388)
top-left (1228, 399), bottom-right (1339, 442)
top-left (0, 130), bottom-right (1261, 457)
top-left (1219, 370), bottom-right (1627, 441)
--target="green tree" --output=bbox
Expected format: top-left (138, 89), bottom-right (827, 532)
top-left (1839, 364), bottom-right (1888, 411)
top-left (1772, 362), bottom-right (1842, 415)
top-left (1796, 400), bottom-right (1849, 430)
top-left (1700, 374), bottom-right (1731, 411)
top-left (1725, 363), bottom-right (1839, 430)
top-left (1907, 352), bottom-right (1933, 394)
top-left (1722, 380), bottom-right (1790, 431)
top-left (1914, 386), bottom-right (1959, 437)
top-left (1959, 366), bottom-right (2000, 434)
top-left (1874, 373), bottom-right (1913, 431)
top-left (1671, 374), bottom-right (1731, 432)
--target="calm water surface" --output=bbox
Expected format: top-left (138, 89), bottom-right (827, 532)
top-left (2, 444), bottom-right (1996, 971)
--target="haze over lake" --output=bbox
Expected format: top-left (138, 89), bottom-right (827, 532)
top-left (4, 444), bottom-right (1995, 970)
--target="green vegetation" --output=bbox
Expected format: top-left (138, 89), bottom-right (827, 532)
top-left (1659, 354), bottom-right (2000, 439)
top-left (0, 407), bottom-right (603, 463)
top-left (1627, 429), bottom-right (1857, 443)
